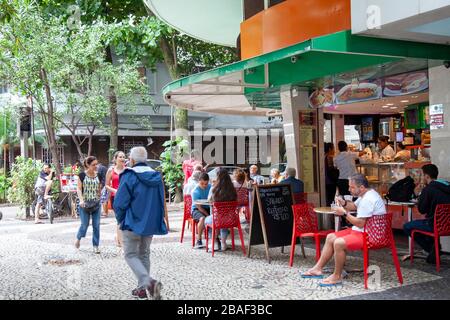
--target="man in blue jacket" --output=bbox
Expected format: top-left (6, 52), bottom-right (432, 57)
top-left (114, 146), bottom-right (168, 300)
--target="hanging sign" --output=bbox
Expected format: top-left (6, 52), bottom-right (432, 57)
top-left (430, 104), bottom-right (444, 130)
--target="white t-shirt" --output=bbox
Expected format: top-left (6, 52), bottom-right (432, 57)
top-left (353, 189), bottom-right (386, 232)
top-left (333, 152), bottom-right (359, 180)
top-left (380, 145), bottom-right (395, 161)
top-left (183, 180), bottom-right (198, 197)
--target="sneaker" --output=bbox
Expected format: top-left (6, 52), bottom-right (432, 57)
top-left (221, 240), bottom-right (227, 252)
top-left (214, 239), bottom-right (220, 251)
top-left (131, 287), bottom-right (140, 297)
top-left (147, 280), bottom-right (162, 300)
top-left (194, 240), bottom-right (204, 249)
top-left (134, 287), bottom-right (148, 300)
top-left (93, 246), bottom-right (100, 254)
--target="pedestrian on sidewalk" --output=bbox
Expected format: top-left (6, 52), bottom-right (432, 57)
top-left (105, 151), bottom-right (126, 247)
top-left (75, 156), bottom-right (103, 254)
top-left (113, 147), bottom-right (168, 300)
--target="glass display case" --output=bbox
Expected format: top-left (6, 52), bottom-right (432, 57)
top-left (357, 162), bottom-right (405, 196)
top-left (356, 161), bottom-right (428, 196)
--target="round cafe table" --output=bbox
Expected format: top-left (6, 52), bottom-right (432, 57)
top-left (313, 207), bottom-right (341, 232)
top-left (313, 206), bottom-right (362, 275)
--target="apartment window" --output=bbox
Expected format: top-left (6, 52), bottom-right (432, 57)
top-left (42, 146), bottom-right (64, 167)
top-left (123, 141), bottom-right (144, 156)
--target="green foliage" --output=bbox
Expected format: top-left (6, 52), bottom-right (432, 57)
top-left (7, 156), bottom-right (41, 208)
top-left (0, 173), bottom-right (11, 201)
top-left (159, 137), bottom-right (188, 197)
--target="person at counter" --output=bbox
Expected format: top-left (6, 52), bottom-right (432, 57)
top-left (334, 141), bottom-right (365, 196)
top-left (301, 174), bottom-right (386, 286)
top-left (403, 164), bottom-right (450, 264)
top-left (378, 136), bottom-right (395, 162)
top-left (394, 142), bottom-right (411, 162)
top-left (325, 143), bottom-right (339, 206)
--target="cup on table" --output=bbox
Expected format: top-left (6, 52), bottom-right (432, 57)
top-left (344, 195), bottom-right (353, 202)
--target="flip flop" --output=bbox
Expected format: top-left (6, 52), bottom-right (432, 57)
top-left (301, 273), bottom-right (324, 279)
top-left (319, 281), bottom-right (343, 287)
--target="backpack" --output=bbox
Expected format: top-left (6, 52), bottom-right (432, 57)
top-left (385, 176), bottom-right (416, 203)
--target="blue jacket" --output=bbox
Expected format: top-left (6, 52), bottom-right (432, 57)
top-left (113, 163), bottom-right (168, 237)
top-left (281, 177), bottom-right (304, 194)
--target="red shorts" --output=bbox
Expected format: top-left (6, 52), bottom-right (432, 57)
top-left (334, 228), bottom-right (364, 251)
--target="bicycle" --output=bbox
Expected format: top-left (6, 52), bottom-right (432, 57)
top-left (31, 191), bottom-right (78, 224)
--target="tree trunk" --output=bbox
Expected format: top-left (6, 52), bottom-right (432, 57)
top-left (106, 47), bottom-right (118, 161)
top-left (87, 127), bottom-right (95, 157)
top-left (39, 68), bottom-right (62, 176)
top-left (109, 87), bottom-right (118, 157)
top-left (70, 130), bottom-right (84, 159)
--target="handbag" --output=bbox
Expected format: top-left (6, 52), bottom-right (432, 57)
top-left (100, 186), bottom-right (110, 204)
top-left (83, 199), bottom-right (100, 213)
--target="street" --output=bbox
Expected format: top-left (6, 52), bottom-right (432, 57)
top-left (0, 205), bottom-right (449, 300)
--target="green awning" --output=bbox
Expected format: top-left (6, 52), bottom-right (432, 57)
top-left (163, 30), bottom-right (450, 116)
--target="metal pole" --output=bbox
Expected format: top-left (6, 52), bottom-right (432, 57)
top-left (3, 113), bottom-right (6, 176)
top-left (169, 105), bottom-right (173, 205)
top-left (30, 97), bottom-right (36, 160)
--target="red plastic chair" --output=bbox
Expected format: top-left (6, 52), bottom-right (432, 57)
top-left (181, 195), bottom-right (206, 247)
top-left (236, 187), bottom-right (250, 222)
top-left (180, 195), bottom-right (193, 245)
top-left (411, 204), bottom-right (450, 272)
top-left (205, 201), bottom-right (246, 257)
top-left (353, 213), bottom-right (403, 289)
top-left (290, 203), bottom-right (334, 266)
top-left (293, 192), bottom-right (307, 205)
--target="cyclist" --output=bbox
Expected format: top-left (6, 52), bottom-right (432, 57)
top-left (34, 163), bottom-right (54, 224)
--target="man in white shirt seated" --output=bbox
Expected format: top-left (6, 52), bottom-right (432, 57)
top-left (183, 170), bottom-right (202, 197)
top-left (301, 174), bottom-right (386, 287)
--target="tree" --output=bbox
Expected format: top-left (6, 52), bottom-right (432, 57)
top-left (0, 0), bottom-right (67, 174)
top-left (1, 0), bottom-right (151, 167)
top-left (37, 0), bottom-right (238, 142)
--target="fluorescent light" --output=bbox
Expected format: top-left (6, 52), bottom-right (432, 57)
top-left (390, 106), bottom-right (398, 109)
top-left (387, 103), bottom-right (394, 106)
top-left (401, 100), bottom-right (409, 103)
top-left (382, 105), bottom-right (389, 109)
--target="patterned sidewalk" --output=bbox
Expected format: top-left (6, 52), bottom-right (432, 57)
top-left (0, 205), bottom-right (449, 300)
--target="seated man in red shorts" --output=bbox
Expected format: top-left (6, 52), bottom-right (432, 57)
top-left (302, 173), bottom-right (386, 287)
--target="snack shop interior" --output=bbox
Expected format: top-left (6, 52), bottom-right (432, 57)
top-left (317, 69), bottom-right (433, 230)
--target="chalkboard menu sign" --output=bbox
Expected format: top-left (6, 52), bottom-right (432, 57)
top-left (248, 184), bottom-right (294, 262)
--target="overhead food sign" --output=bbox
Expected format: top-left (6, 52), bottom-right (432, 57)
top-left (308, 69), bottom-right (429, 109)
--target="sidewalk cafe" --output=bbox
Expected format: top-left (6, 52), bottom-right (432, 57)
top-left (160, 0), bottom-right (450, 289)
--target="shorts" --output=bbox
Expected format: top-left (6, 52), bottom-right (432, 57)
top-left (35, 188), bottom-right (45, 205)
top-left (334, 228), bottom-right (364, 251)
top-left (191, 208), bottom-right (209, 221)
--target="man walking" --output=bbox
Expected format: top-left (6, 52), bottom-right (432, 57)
top-left (114, 147), bottom-right (168, 300)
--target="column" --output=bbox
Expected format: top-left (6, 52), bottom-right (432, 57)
top-left (429, 65), bottom-right (450, 252)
